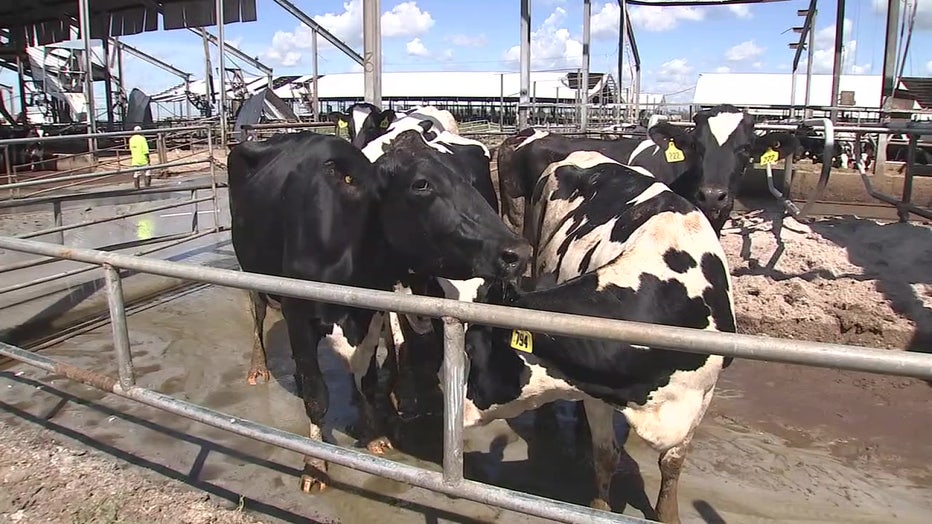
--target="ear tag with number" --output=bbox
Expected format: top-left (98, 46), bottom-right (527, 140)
top-left (337, 120), bottom-right (348, 129)
top-left (510, 330), bottom-right (533, 353)
top-left (380, 119), bottom-right (391, 129)
top-left (665, 142), bottom-right (685, 163)
top-left (759, 147), bottom-right (780, 165)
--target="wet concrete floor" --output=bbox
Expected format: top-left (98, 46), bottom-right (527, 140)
top-left (1, 266), bottom-right (930, 523)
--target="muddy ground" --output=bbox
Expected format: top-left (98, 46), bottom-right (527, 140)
top-left (1, 181), bottom-right (931, 521)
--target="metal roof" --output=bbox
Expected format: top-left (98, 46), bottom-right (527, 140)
top-left (693, 73), bottom-right (889, 109)
top-left (0, 0), bottom-right (256, 49)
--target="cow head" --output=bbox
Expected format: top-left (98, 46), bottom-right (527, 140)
top-left (691, 105), bottom-right (799, 231)
top-left (375, 130), bottom-right (531, 281)
top-left (328, 102), bottom-right (397, 148)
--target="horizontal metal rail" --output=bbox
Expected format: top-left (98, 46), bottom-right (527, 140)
top-left (16, 196), bottom-right (213, 240)
top-left (0, 126), bottom-right (211, 147)
top-left (0, 181), bottom-right (224, 210)
top-left (1, 236), bottom-right (930, 380)
top-left (240, 122), bottom-right (337, 130)
top-left (0, 340), bottom-right (639, 524)
top-left (0, 159), bottom-right (209, 190)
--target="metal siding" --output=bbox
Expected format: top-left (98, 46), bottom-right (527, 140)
top-left (240, 0), bottom-right (256, 22)
top-left (162, 2), bottom-right (186, 30)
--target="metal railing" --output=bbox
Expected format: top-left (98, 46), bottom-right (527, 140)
top-left (0, 125), bottom-right (225, 297)
top-left (1, 235), bottom-right (931, 523)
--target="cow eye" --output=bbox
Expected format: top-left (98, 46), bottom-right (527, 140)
top-left (411, 179), bottom-right (430, 192)
top-left (343, 175), bottom-right (354, 185)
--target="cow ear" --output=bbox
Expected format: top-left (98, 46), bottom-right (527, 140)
top-left (753, 132), bottom-right (800, 161)
top-left (648, 121), bottom-right (678, 147)
top-left (327, 111), bottom-right (350, 128)
top-left (378, 110), bottom-right (396, 130)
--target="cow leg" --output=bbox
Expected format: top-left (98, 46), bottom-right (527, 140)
top-left (281, 299), bottom-right (329, 493)
top-left (350, 313), bottom-right (394, 454)
top-left (583, 398), bottom-right (619, 512)
top-left (246, 291), bottom-right (271, 385)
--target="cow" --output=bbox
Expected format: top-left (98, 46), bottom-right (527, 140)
top-left (328, 102), bottom-right (460, 149)
top-left (497, 105), bottom-right (799, 237)
top-left (227, 130), bottom-right (530, 493)
top-left (463, 150), bottom-right (736, 523)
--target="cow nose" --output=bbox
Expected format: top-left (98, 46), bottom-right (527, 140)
top-left (498, 241), bottom-right (532, 277)
top-left (698, 187), bottom-right (729, 207)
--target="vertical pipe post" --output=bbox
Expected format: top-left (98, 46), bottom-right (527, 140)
top-left (191, 189), bottom-right (200, 233)
top-left (52, 201), bottom-right (64, 244)
top-left (580, 0), bottom-right (591, 131)
top-left (185, 77), bottom-right (192, 119)
top-left (828, 0), bottom-right (845, 122)
top-left (16, 56), bottom-right (28, 119)
top-left (116, 38), bottom-right (126, 122)
top-left (102, 39), bottom-right (115, 128)
top-left (363, 0), bottom-right (382, 107)
top-left (201, 30), bottom-right (214, 118)
top-left (789, 69), bottom-right (797, 119)
top-left (804, 8), bottom-right (815, 119)
top-left (900, 134), bottom-right (917, 223)
top-left (215, 0), bottom-right (228, 145)
top-left (207, 126), bottom-right (220, 231)
top-left (442, 317), bottom-right (465, 486)
top-left (618, 0), bottom-right (626, 122)
top-left (518, 0), bottom-right (531, 130)
top-left (880, 0), bottom-right (901, 110)
top-left (104, 265), bottom-right (135, 389)
top-left (78, 0), bottom-right (98, 154)
top-left (499, 73), bottom-right (504, 132)
top-left (312, 30), bottom-right (319, 120)
top-left (4, 145), bottom-right (14, 199)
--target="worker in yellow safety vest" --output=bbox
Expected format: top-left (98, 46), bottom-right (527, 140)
top-left (129, 125), bottom-right (152, 189)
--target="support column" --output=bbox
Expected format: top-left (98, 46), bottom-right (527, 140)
top-left (804, 8), bottom-right (816, 119)
top-left (201, 31), bottom-right (213, 117)
top-left (78, 0), bottom-right (97, 151)
top-left (880, 0), bottom-right (901, 110)
top-left (617, 0), bottom-right (625, 121)
top-left (518, 0), bottom-right (531, 129)
top-left (16, 56), bottom-right (27, 120)
top-left (311, 30), bottom-right (319, 120)
top-left (116, 38), bottom-right (126, 122)
top-left (216, 0), bottom-right (228, 145)
top-left (363, 0), bottom-right (382, 106)
top-left (580, 0), bottom-right (591, 131)
top-left (829, 0), bottom-right (844, 121)
top-left (102, 39), bottom-right (115, 128)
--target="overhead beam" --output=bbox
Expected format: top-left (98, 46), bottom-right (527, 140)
top-left (188, 27), bottom-right (273, 81)
top-left (114, 39), bottom-right (191, 80)
top-left (273, 0), bottom-right (364, 66)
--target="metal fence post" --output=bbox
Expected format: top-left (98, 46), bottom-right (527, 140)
top-left (103, 264), bottom-right (136, 388)
top-left (52, 200), bottom-right (64, 244)
top-left (442, 316), bottom-right (466, 486)
top-left (191, 189), bottom-right (200, 232)
top-left (206, 128), bottom-right (220, 231)
top-left (4, 145), bottom-right (13, 199)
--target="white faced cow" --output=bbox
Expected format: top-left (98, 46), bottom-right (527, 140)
top-left (329, 102), bottom-right (460, 150)
top-left (463, 151), bottom-right (736, 523)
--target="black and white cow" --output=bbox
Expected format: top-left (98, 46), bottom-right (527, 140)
top-left (498, 105), bottom-right (799, 237)
top-left (329, 102), bottom-right (460, 149)
top-left (228, 131), bottom-right (530, 493)
top-left (465, 150), bottom-right (736, 522)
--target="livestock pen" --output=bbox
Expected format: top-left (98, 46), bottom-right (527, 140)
top-left (1, 124), bottom-right (931, 523)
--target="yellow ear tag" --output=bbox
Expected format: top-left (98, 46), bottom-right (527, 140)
top-left (337, 120), bottom-right (348, 129)
top-left (510, 330), bottom-right (533, 353)
top-left (380, 119), bottom-right (390, 129)
top-left (665, 142), bottom-right (685, 163)
top-left (759, 147), bottom-right (780, 165)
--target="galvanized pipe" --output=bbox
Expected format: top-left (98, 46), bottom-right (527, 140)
top-left (580, 0), bottom-right (591, 132)
top-left (78, 0), bottom-right (97, 152)
top-left (1, 236), bottom-right (930, 380)
top-left (0, 341), bottom-right (644, 524)
top-left (16, 196), bottom-right (212, 239)
top-left (518, 0), bottom-right (531, 129)
top-left (103, 265), bottom-right (136, 388)
top-left (215, 0), bottom-right (228, 146)
top-left (0, 158), bottom-right (208, 190)
top-left (0, 181), bottom-right (223, 209)
top-left (0, 126), bottom-right (210, 147)
top-left (442, 317), bottom-right (466, 486)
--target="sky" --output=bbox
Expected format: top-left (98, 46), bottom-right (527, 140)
top-left (3, 0), bottom-right (932, 106)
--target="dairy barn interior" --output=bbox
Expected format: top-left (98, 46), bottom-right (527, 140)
top-left (1, 0), bottom-right (931, 523)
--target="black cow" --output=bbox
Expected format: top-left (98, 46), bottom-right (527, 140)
top-left (228, 131), bottom-right (530, 493)
top-left (465, 150), bottom-right (736, 522)
top-left (498, 105), bottom-right (799, 236)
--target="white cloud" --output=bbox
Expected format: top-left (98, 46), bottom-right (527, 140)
top-left (447, 34), bottom-right (488, 47)
top-left (405, 37), bottom-right (430, 57)
top-left (263, 0), bottom-right (434, 67)
top-left (715, 66), bottom-right (731, 73)
top-left (726, 40), bottom-right (764, 62)
top-left (803, 19), bottom-right (872, 74)
top-left (591, 2), bottom-right (620, 39)
top-left (872, 0), bottom-right (932, 31)
top-left (927, 59), bottom-right (932, 74)
top-left (441, 49), bottom-right (454, 62)
top-left (651, 57), bottom-right (696, 100)
top-left (628, 6), bottom-right (704, 32)
top-left (727, 5), bottom-right (753, 19)
top-left (502, 7), bottom-right (583, 70)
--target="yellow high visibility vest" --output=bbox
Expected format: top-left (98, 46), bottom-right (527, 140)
top-left (129, 134), bottom-right (150, 166)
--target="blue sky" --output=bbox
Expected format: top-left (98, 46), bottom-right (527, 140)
top-left (4, 0), bottom-right (931, 104)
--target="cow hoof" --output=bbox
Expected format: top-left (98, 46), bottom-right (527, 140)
top-left (246, 367), bottom-right (270, 385)
top-left (366, 437), bottom-right (393, 454)
top-left (299, 474), bottom-right (327, 493)
top-left (590, 499), bottom-right (611, 512)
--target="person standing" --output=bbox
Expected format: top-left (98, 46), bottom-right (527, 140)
top-left (129, 125), bottom-right (152, 189)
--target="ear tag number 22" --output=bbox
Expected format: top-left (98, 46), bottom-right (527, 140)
top-left (665, 142), bottom-right (685, 163)
top-left (510, 330), bottom-right (533, 353)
